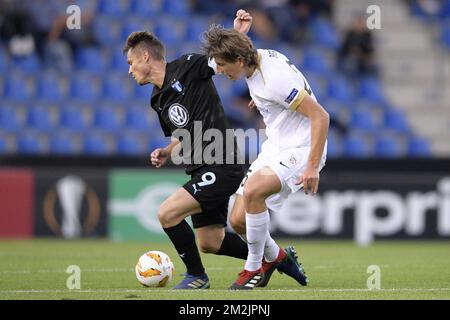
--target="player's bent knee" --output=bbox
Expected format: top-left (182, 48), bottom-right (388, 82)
top-left (242, 184), bottom-right (265, 203)
top-left (157, 209), bottom-right (170, 227)
top-left (157, 207), bottom-right (179, 228)
top-left (198, 241), bottom-right (220, 254)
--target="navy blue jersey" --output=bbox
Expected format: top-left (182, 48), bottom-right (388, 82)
top-left (151, 54), bottom-right (240, 174)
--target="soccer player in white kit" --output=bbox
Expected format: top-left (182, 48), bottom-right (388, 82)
top-left (203, 10), bottom-right (330, 289)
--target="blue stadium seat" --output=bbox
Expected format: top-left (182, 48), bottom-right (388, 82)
top-left (111, 48), bottom-right (130, 72)
top-left (75, 48), bottom-right (107, 75)
top-left (302, 72), bottom-right (327, 98)
top-left (327, 76), bottom-right (354, 103)
top-left (70, 73), bottom-right (101, 101)
top-left (92, 17), bottom-right (121, 47)
top-left (310, 17), bottom-right (339, 49)
top-left (26, 106), bottom-right (57, 132)
top-left (274, 44), bottom-right (302, 65)
top-left (321, 98), bottom-right (349, 126)
top-left (154, 18), bottom-right (186, 46)
top-left (17, 133), bottom-right (47, 154)
top-left (0, 106), bottom-right (24, 133)
top-left (374, 134), bottom-right (404, 157)
top-left (185, 16), bottom-right (209, 42)
top-left (12, 54), bottom-right (41, 74)
top-left (49, 133), bottom-right (79, 154)
top-left (102, 75), bottom-right (133, 102)
top-left (148, 136), bottom-right (171, 151)
top-left (320, 98), bottom-right (339, 119)
top-left (93, 108), bottom-right (123, 132)
top-left (117, 133), bottom-right (147, 155)
top-left (354, 98), bottom-right (384, 111)
top-left (125, 107), bottom-right (153, 132)
top-left (343, 132), bottom-right (372, 158)
top-left (4, 73), bottom-right (35, 101)
top-left (301, 48), bottom-right (332, 75)
top-left (350, 108), bottom-right (379, 132)
top-left (97, 0), bottom-right (130, 17)
top-left (121, 18), bottom-right (144, 42)
top-left (59, 105), bottom-right (91, 132)
top-left (37, 73), bottom-right (65, 102)
top-left (174, 42), bottom-right (200, 59)
top-left (131, 0), bottom-right (162, 16)
top-left (384, 109), bottom-right (410, 134)
top-left (326, 129), bottom-right (343, 158)
top-left (121, 16), bottom-right (155, 43)
top-left (408, 136), bottom-right (431, 157)
top-left (83, 133), bottom-right (112, 155)
top-left (358, 77), bottom-right (385, 103)
top-left (162, 0), bottom-right (190, 17)
top-left (134, 83), bottom-right (153, 101)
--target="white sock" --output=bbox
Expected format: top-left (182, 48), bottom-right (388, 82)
top-left (245, 210), bottom-right (269, 271)
top-left (264, 231), bottom-right (280, 262)
top-left (239, 228), bottom-right (279, 262)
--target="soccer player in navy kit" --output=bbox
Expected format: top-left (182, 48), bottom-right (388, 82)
top-left (123, 26), bottom-right (251, 289)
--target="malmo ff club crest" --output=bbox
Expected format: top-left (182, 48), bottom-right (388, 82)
top-left (42, 175), bottom-right (100, 238)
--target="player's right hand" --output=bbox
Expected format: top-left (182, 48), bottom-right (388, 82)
top-left (150, 148), bottom-right (169, 168)
top-left (234, 9), bottom-right (253, 34)
top-left (296, 165), bottom-right (320, 195)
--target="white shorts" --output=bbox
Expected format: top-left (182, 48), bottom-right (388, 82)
top-left (236, 147), bottom-right (326, 214)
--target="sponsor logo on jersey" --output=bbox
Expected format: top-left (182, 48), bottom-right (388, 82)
top-left (168, 103), bottom-right (189, 128)
top-left (285, 88), bottom-right (299, 104)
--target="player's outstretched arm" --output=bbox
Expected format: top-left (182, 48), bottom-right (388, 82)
top-left (234, 9), bottom-right (253, 34)
top-left (294, 95), bottom-right (330, 195)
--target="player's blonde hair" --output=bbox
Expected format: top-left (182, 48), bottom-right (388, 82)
top-left (202, 25), bottom-right (258, 67)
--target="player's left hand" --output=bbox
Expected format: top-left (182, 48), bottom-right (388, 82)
top-left (234, 9), bottom-right (253, 34)
top-left (248, 99), bottom-right (256, 109)
top-left (296, 166), bottom-right (320, 195)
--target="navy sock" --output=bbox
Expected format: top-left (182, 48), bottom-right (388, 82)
top-left (216, 232), bottom-right (248, 260)
top-left (163, 220), bottom-right (205, 276)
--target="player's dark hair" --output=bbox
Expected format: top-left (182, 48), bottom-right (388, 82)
top-left (123, 31), bottom-right (165, 60)
top-left (202, 25), bottom-right (258, 68)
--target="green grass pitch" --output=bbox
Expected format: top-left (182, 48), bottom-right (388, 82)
top-left (0, 239), bottom-right (449, 300)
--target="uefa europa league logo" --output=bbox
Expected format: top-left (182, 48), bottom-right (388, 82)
top-left (57, 175), bottom-right (86, 239)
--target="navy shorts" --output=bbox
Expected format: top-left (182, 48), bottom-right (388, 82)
top-left (183, 164), bottom-right (245, 229)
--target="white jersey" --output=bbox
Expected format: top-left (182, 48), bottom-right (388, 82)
top-left (245, 49), bottom-right (319, 154)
